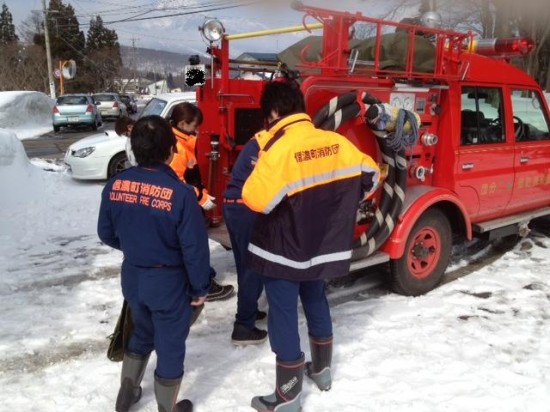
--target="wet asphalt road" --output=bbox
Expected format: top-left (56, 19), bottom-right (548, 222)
top-left (21, 123), bottom-right (115, 159)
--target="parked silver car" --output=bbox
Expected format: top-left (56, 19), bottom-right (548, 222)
top-left (92, 93), bottom-right (128, 120)
top-left (52, 94), bottom-right (102, 132)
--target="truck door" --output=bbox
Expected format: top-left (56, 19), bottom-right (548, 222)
top-left (508, 88), bottom-right (550, 211)
top-left (456, 86), bottom-right (515, 220)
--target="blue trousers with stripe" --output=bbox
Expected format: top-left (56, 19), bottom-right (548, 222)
top-left (121, 260), bottom-right (193, 379)
top-left (261, 275), bottom-right (332, 362)
top-left (223, 202), bottom-right (264, 329)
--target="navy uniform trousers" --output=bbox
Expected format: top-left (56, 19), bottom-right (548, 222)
top-left (122, 260), bottom-right (193, 380)
top-left (261, 276), bottom-right (332, 362)
top-left (222, 201), bottom-right (264, 329)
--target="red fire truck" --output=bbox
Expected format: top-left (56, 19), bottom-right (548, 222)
top-left (190, 2), bottom-right (550, 296)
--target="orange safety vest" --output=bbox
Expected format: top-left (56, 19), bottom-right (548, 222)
top-left (170, 127), bottom-right (209, 206)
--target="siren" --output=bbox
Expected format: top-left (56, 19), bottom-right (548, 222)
top-left (468, 37), bottom-right (534, 57)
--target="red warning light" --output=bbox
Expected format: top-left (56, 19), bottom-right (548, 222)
top-left (470, 37), bottom-right (535, 57)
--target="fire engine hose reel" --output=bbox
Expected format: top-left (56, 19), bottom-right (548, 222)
top-left (312, 91), bottom-right (420, 258)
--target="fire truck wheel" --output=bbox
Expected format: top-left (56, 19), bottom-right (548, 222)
top-left (390, 208), bottom-right (451, 296)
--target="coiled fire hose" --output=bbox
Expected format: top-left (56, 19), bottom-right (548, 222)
top-left (312, 91), bottom-right (419, 258)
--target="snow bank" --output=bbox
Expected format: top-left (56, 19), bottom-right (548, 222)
top-left (0, 129), bottom-right (40, 204)
top-left (0, 91), bottom-right (54, 139)
top-left (0, 128), bottom-right (106, 291)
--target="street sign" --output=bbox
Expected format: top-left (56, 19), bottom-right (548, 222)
top-left (54, 69), bottom-right (61, 79)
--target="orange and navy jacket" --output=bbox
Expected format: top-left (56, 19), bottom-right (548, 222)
top-left (242, 113), bottom-right (380, 281)
top-left (170, 127), bottom-right (210, 207)
top-left (97, 163), bottom-right (211, 297)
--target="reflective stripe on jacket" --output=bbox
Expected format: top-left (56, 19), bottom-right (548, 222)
top-left (242, 113), bottom-right (380, 281)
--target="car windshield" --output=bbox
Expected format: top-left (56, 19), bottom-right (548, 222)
top-left (140, 98), bottom-right (167, 118)
top-left (57, 96), bottom-right (89, 105)
top-left (94, 94), bottom-right (116, 101)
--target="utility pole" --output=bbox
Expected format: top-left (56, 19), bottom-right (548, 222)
top-left (42, 0), bottom-right (56, 99)
top-left (131, 37), bottom-right (139, 94)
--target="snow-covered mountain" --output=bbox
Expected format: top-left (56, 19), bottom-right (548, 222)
top-left (120, 45), bottom-right (192, 75)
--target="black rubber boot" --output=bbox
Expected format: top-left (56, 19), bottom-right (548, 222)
top-left (190, 303), bottom-right (204, 326)
top-left (305, 335), bottom-right (332, 391)
top-left (154, 374), bottom-right (193, 412)
top-left (115, 351), bottom-right (150, 412)
top-left (251, 353), bottom-right (304, 412)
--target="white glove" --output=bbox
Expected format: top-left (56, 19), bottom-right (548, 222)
top-left (201, 195), bottom-right (216, 211)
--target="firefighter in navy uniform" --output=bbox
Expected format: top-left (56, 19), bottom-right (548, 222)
top-left (169, 102), bottom-right (235, 302)
top-left (223, 135), bottom-right (267, 346)
top-left (242, 82), bottom-right (380, 412)
top-left (98, 115), bottom-right (210, 412)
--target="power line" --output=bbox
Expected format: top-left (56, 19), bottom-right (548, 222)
top-left (57, 34), bottom-right (120, 77)
top-left (54, 0), bottom-right (257, 29)
top-left (67, 0), bottom-right (251, 23)
top-left (93, 1), bottom-right (259, 26)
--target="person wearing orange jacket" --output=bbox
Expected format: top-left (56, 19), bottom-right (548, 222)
top-left (169, 102), bottom-right (234, 302)
top-left (243, 82), bottom-right (380, 412)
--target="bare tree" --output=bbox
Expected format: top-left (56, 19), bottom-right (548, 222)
top-left (389, 0), bottom-right (550, 87)
top-left (0, 44), bottom-right (48, 91)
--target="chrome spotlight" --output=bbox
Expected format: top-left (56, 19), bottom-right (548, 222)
top-left (200, 19), bottom-right (225, 42)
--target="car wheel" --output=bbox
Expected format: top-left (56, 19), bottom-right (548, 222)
top-left (389, 208), bottom-right (452, 296)
top-left (53, 125), bottom-right (60, 133)
top-left (91, 121), bottom-right (98, 131)
top-left (108, 152), bottom-right (128, 178)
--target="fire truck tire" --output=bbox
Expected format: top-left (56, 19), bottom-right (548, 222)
top-left (390, 208), bottom-right (451, 296)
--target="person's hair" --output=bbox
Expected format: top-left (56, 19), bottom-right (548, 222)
top-left (114, 116), bottom-right (136, 136)
top-left (130, 115), bottom-right (176, 165)
top-left (195, 106), bottom-right (203, 126)
top-left (260, 81), bottom-right (305, 121)
top-left (170, 102), bottom-right (197, 127)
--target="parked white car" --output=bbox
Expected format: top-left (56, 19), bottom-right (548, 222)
top-left (64, 92), bottom-right (196, 180)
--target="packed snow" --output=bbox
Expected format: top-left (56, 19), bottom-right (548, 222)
top-left (0, 91), bottom-right (54, 140)
top-left (1, 128), bottom-right (550, 412)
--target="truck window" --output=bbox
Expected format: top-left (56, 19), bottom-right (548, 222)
top-left (461, 86), bottom-right (505, 145)
top-left (510, 89), bottom-right (550, 141)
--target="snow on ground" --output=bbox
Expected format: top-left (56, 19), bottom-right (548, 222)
top-left (1, 129), bottom-right (550, 411)
top-left (0, 91), bottom-right (54, 140)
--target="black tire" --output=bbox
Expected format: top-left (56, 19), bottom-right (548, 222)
top-left (108, 152), bottom-right (128, 178)
top-left (53, 125), bottom-right (60, 133)
top-left (390, 208), bottom-right (452, 296)
top-left (91, 121), bottom-right (98, 131)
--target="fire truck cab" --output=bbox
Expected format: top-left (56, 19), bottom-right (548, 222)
top-left (190, 2), bottom-right (550, 296)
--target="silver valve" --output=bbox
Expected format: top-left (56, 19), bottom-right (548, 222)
top-left (421, 133), bottom-right (438, 146)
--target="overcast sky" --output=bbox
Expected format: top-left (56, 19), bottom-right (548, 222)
top-left (4, 0), bottom-right (399, 54)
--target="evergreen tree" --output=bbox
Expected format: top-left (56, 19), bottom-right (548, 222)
top-left (166, 72), bottom-right (175, 89)
top-left (86, 15), bottom-right (119, 51)
top-left (84, 15), bottom-right (122, 91)
top-left (46, 0), bottom-right (85, 61)
top-left (0, 3), bottom-right (18, 45)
